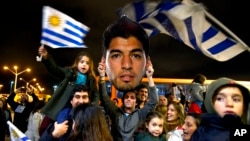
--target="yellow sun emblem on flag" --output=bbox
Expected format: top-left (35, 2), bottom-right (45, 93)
top-left (48, 15), bottom-right (61, 27)
top-left (11, 129), bottom-right (19, 138)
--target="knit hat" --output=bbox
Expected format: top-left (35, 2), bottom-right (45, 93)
top-left (205, 77), bottom-right (250, 124)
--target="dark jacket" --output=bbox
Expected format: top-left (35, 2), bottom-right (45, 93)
top-left (191, 114), bottom-right (244, 141)
top-left (7, 92), bottom-right (39, 132)
top-left (0, 108), bottom-right (7, 141)
top-left (135, 132), bottom-right (167, 141)
top-left (41, 55), bottom-right (99, 120)
top-left (99, 81), bottom-right (158, 141)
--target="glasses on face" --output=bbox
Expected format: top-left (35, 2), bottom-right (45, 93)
top-left (74, 95), bottom-right (89, 99)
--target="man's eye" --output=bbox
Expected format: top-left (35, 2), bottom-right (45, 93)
top-left (131, 54), bottom-right (142, 59)
top-left (111, 54), bottom-right (120, 58)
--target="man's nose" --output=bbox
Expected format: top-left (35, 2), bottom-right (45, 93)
top-left (121, 55), bottom-right (132, 70)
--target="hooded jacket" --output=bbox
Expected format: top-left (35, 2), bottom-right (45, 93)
top-left (205, 77), bottom-right (250, 124)
top-left (191, 77), bottom-right (250, 141)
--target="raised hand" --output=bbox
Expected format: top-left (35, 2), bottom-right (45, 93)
top-left (146, 58), bottom-right (154, 77)
top-left (38, 45), bottom-right (48, 59)
top-left (98, 57), bottom-right (106, 77)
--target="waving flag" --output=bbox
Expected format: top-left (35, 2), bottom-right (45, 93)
top-left (41, 6), bottom-right (90, 48)
top-left (7, 121), bottom-right (31, 141)
top-left (117, 0), bottom-right (161, 22)
top-left (119, 0), bottom-right (249, 62)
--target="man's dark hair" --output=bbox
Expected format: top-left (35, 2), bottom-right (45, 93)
top-left (102, 15), bottom-right (150, 57)
top-left (135, 83), bottom-right (148, 91)
top-left (121, 90), bottom-right (137, 103)
top-left (70, 84), bottom-right (89, 99)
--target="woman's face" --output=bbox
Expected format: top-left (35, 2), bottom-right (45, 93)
top-left (167, 104), bottom-right (178, 122)
top-left (182, 115), bottom-right (198, 141)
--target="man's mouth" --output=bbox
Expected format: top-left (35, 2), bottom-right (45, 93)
top-left (120, 74), bottom-right (134, 81)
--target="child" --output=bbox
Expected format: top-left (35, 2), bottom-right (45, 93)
top-left (135, 111), bottom-right (167, 141)
top-left (187, 74), bottom-right (207, 114)
top-left (38, 45), bottom-right (99, 123)
top-left (191, 77), bottom-right (250, 141)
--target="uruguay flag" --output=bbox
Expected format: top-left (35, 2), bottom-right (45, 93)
top-left (119, 0), bottom-right (249, 62)
top-left (41, 6), bottom-right (90, 48)
top-left (7, 121), bottom-right (31, 141)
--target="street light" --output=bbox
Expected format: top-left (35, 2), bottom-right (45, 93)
top-left (0, 84), bottom-right (3, 93)
top-left (19, 77), bottom-right (36, 88)
top-left (4, 66), bottom-right (31, 92)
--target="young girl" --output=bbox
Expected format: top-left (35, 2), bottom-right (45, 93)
top-left (38, 45), bottom-right (99, 122)
top-left (135, 111), bottom-right (167, 141)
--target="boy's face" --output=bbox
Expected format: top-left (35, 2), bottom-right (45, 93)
top-left (213, 86), bottom-right (244, 118)
top-left (105, 36), bottom-right (147, 91)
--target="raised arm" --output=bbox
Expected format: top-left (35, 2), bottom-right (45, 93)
top-left (145, 58), bottom-right (154, 87)
top-left (38, 45), bottom-right (65, 79)
top-left (97, 57), bottom-right (118, 115)
top-left (140, 58), bottom-right (158, 118)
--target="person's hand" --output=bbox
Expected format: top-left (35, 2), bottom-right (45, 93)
top-left (38, 45), bottom-right (48, 59)
top-left (146, 59), bottom-right (154, 77)
top-left (98, 57), bottom-right (106, 78)
top-left (52, 120), bottom-right (69, 138)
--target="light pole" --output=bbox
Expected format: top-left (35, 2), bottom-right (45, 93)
top-left (4, 66), bottom-right (31, 92)
top-left (19, 77), bottom-right (36, 88)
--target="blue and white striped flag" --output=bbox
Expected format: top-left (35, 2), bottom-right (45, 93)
top-left (117, 0), bottom-right (161, 22)
top-left (7, 121), bottom-right (31, 141)
top-left (41, 6), bottom-right (90, 48)
top-left (119, 0), bottom-right (249, 62)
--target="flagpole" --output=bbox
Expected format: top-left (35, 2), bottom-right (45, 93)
top-left (185, 0), bottom-right (250, 52)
